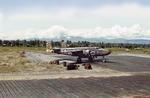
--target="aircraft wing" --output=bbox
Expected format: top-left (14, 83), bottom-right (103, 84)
top-left (25, 52), bottom-right (77, 63)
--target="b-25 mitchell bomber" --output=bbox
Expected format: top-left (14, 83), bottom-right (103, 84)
top-left (52, 47), bottom-right (111, 63)
top-left (46, 40), bottom-right (111, 63)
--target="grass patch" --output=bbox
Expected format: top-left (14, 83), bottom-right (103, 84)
top-left (0, 47), bottom-right (64, 73)
top-left (0, 66), bottom-right (18, 73)
top-left (108, 47), bottom-right (150, 55)
top-left (0, 46), bottom-right (45, 53)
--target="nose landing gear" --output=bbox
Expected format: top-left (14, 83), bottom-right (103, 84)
top-left (102, 56), bottom-right (107, 63)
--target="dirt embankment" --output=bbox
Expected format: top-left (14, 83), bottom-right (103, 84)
top-left (0, 51), bottom-right (65, 73)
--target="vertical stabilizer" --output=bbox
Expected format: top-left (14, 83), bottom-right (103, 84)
top-left (61, 40), bottom-right (67, 48)
top-left (46, 41), bottom-right (53, 52)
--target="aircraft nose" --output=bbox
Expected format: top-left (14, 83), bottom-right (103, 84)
top-left (107, 49), bottom-right (112, 55)
top-left (98, 49), bottom-right (111, 55)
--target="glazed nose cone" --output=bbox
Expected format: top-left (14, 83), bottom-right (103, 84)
top-left (102, 49), bottom-right (112, 55)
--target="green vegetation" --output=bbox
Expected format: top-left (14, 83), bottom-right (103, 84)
top-left (0, 66), bottom-right (17, 73)
top-left (1, 39), bottom-right (150, 49)
top-left (0, 46), bottom-right (45, 53)
top-left (0, 46), bottom-right (65, 73)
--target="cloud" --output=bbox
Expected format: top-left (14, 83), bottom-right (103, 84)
top-left (0, 12), bottom-right (3, 32)
top-left (1, 24), bottom-right (150, 40)
top-left (93, 3), bottom-right (150, 18)
top-left (8, 7), bottom-right (80, 22)
top-left (0, 25), bottom-right (68, 40)
top-left (67, 24), bottom-right (149, 39)
top-left (38, 25), bottom-right (68, 39)
top-left (7, 3), bottom-right (150, 22)
top-left (1, 3), bottom-right (150, 40)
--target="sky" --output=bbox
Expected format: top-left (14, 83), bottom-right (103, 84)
top-left (0, 0), bottom-right (150, 40)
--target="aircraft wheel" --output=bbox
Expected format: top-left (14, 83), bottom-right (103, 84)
top-left (88, 56), bottom-right (93, 62)
top-left (102, 58), bottom-right (106, 63)
top-left (77, 57), bottom-right (82, 63)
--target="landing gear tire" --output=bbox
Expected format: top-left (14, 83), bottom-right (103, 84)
top-left (102, 59), bottom-right (106, 63)
top-left (88, 56), bottom-right (93, 62)
top-left (77, 57), bottom-right (82, 63)
top-left (102, 56), bottom-right (106, 63)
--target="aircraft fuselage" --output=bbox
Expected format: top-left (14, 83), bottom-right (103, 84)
top-left (53, 47), bottom-right (111, 58)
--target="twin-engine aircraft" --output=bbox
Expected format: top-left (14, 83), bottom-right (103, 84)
top-left (52, 47), bottom-right (111, 63)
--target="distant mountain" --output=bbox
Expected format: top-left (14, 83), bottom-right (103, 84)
top-left (29, 36), bottom-right (150, 44)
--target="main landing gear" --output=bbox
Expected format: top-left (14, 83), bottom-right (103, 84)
top-left (88, 56), bottom-right (94, 62)
top-left (77, 57), bottom-right (82, 63)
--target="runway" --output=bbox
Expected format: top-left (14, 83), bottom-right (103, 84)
top-left (25, 52), bottom-right (150, 73)
top-left (99, 55), bottom-right (150, 72)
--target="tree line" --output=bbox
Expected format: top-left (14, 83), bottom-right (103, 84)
top-left (0, 39), bottom-right (150, 49)
top-left (0, 39), bottom-right (47, 47)
top-left (65, 41), bottom-right (150, 49)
